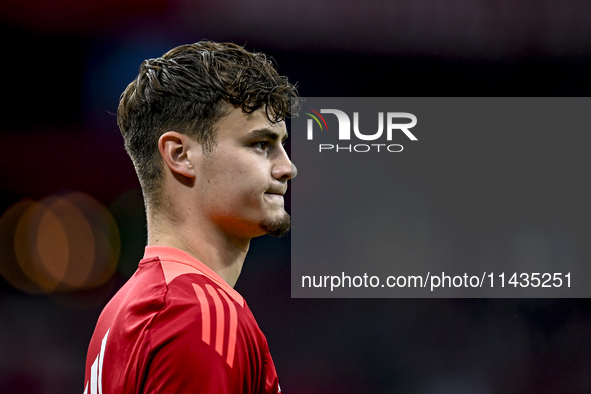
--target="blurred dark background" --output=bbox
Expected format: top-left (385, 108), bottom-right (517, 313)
top-left (1, 0), bottom-right (591, 393)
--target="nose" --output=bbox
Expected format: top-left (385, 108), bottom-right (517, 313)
top-left (272, 148), bottom-right (297, 180)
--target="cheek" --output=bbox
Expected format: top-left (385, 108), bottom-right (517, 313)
top-left (201, 154), bottom-right (268, 200)
top-left (231, 162), bottom-right (268, 189)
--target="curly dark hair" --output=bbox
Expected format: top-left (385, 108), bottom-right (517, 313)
top-left (117, 41), bottom-right (299, 215)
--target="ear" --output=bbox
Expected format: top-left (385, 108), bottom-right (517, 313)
top-left (158, 131), bottom-right (199, 179)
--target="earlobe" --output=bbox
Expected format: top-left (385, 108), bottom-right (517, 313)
top-left (158, 131), bottom-right (198, 179)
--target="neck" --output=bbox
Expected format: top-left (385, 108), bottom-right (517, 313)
top-left (147, 211), bottom-right (250, 288)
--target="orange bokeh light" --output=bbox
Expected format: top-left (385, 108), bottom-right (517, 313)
top-left (0, 192), bottom-right (120, 294)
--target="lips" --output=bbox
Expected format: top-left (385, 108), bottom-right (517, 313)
top-left (265, 186), bottom-right (287, 196)
top-left (264, 190), bottom-right (286, 205)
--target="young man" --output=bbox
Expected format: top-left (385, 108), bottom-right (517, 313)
top-left (83, 41), bottom-right (298, 394)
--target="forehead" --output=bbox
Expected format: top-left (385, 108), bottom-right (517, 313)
top-left (213, 106), bottom-right (287, 140)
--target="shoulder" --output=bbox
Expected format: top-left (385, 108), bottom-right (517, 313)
top-left (150, 261), bottom-right (246, 335)
top-left (150, 266), bottom-right (268, 366)
top-left (95, 256), bottom-right (168, 331)
top-left (154, 270), bottom-right (246, 337)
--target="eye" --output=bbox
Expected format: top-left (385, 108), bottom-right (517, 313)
top-left (252, 141), bottom-right (269, 151)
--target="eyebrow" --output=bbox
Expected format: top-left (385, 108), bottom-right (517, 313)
top-left (246, 128), bottom-right (289, 142)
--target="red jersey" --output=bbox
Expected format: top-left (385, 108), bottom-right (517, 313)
top-left (84, 246), bottom-right (281, 394)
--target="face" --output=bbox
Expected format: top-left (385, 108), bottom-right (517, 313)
top-left (191, 106), bottom-right (297, 239)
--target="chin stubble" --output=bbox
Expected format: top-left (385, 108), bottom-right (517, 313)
top-left (260, 212), bottom-right (291, 237)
